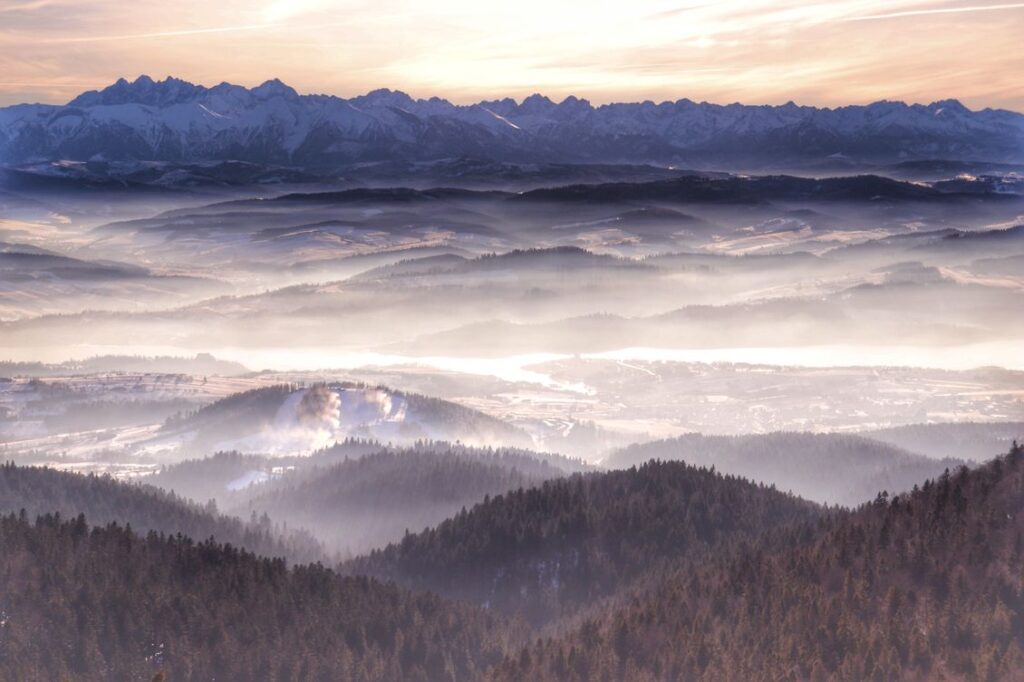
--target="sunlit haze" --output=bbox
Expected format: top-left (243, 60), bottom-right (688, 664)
top-left (2, 0), bottom-right (1023, 109)
top-left (2, 1), bottom-right (1024, 677)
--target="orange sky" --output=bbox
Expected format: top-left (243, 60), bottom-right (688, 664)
top-left (1, 0), bottom-right (1022, 110)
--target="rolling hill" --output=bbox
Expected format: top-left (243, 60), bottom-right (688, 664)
top-left (160, 382), bottom-right (535, 454)
top-left (604, 432), bottom-right (965, 507)
top-left (346, 460), bottom-right (818, 626)
top-left (495, 443), bottom-right (1024, 681)
top-left (233, 446), bottom-right (568, 556)
top-left (0, 512), bottom-right (512, 682)
top-left (0, 463), bottom-right (323, 563)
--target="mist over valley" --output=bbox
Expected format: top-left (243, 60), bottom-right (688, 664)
top-left (1, 71), bottom-right (1023, 680)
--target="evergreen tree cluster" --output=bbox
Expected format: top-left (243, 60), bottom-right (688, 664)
top-left (346, 460), bottom-right (819, 626)
top-left (237, 447), bottom-right (565, 556)
top-left (492, 444), bottom-right (1024, 681)
top-left (0, 463), bottom-right (323, 564)
top-left (2, 440), bottom-right (1022, 680)
top-left (0, 513), bottom-right (513, 682)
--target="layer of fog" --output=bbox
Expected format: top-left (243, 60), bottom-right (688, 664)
top-left (2, 168), bottom-right (1021, 474)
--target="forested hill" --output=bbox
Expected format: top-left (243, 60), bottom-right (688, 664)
top-left (604, 432), bottom-right (963, 507)
top-left (143, 440), bottom-right (383, 507)
top-left (494, 443), bottom-right (1024, 681)
top-left (2, 446), bottom-right (1020, 681)
top-left (861, 421), bottom-right (1024, 463)
top-left (345, 460), bottom-right (819, 626)
top-left (0, 514), bottom-right (513, 682)
top-left (233, 447), bottom-right (566, 556)
top-left (145, 441), bottom-right (585, 511)
top-left (0, 463), bottom-right (323, 563)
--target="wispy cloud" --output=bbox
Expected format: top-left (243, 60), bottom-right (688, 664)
top-left (0, 0), bottom-right (1021, 111)
top-left (43, 23), bottom-right (283, 43)
top-left (0, 0), bottom-right (58, 11)
top-left (40, 17), bottom-right (373, 44)
top-left (843, 2), bottom-right (1024, 21)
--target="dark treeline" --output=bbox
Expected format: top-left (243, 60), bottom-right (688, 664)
top-left (0, 513), bottom-right (514, 682)
top-left (161, 383), bottom-right (296, 434)
top-left (493, 443), bottom-right (1024, 681)
top-left (145, 439), bottom-right (584, 509)
top-left (1, 446), bottom-right (1023, 679)
top-left (297, 439), bottom-right (588, 476)
top-left (346, 460), bottom-right (820, 627)
top-left (0, 463), bottom-right (324, 564)
top-left (144, 438), bottom-right (383, 507)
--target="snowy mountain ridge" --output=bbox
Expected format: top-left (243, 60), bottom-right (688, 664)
top-left (2, 75), bottom-right (1022, 167)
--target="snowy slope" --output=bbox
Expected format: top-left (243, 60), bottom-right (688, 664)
top-left (164, 383), bottom-right (535, 456)
top-left (2, 75), bottom-right (1022, 167)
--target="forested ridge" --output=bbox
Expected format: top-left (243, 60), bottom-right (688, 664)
top-left (2, 444), bottom-right (1021, 680)
top-left (492, 443), bottom-right (1024, 681)
top-left (346, 460), bottom-right (820, 626)
top-left (0, 514), bottom-right (514, 682)
top-left (0, 463), bottom-right (324, 563)
top-left (146, 442), bottom-right (583, 556)
top-left (235, 447), bottom-right (566, 555)
top-left (144, 439), bottom-right (384, 507)
top-left (862, 421), bottom-right (1024, 463)
top-left (605, 432), bottom-right (963, 506)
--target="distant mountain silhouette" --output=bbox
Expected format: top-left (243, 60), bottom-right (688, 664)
top-left (2, 75), bottom-right (1022, 167)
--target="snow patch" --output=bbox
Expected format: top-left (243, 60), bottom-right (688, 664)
top-left (226, 469), bottom-right (270, 491)
top-left (481, 107), bottom-right (521, 130)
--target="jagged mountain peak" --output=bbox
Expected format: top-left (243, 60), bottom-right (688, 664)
top-left (520, 93), bottom-right (556, 112)
top-left (6, 76), bottom-right (1023, 166)
top-left (927, 98), bottom-right (971, 114)
top-left (350, 88), bottom-right (418, 109)
top-left (251, 78), bottom-right (299, 100)
top-left (68, 74), bottom-right (206, 108)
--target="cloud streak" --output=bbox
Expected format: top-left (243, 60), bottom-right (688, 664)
top-left (43, 23), bottom-right (280, 43)
top-left (0, 0), bottom-right (1021, 111)
top-left (0, 0), bottom-right (58, 11)
top-left (843, 2), bottom-right (1024, 21)
top-left (42, 19), bottom-right (364, 44)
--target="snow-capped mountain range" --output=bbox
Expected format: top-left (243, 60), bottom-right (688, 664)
top-left (1, 75), bottom-right (1022, 168)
